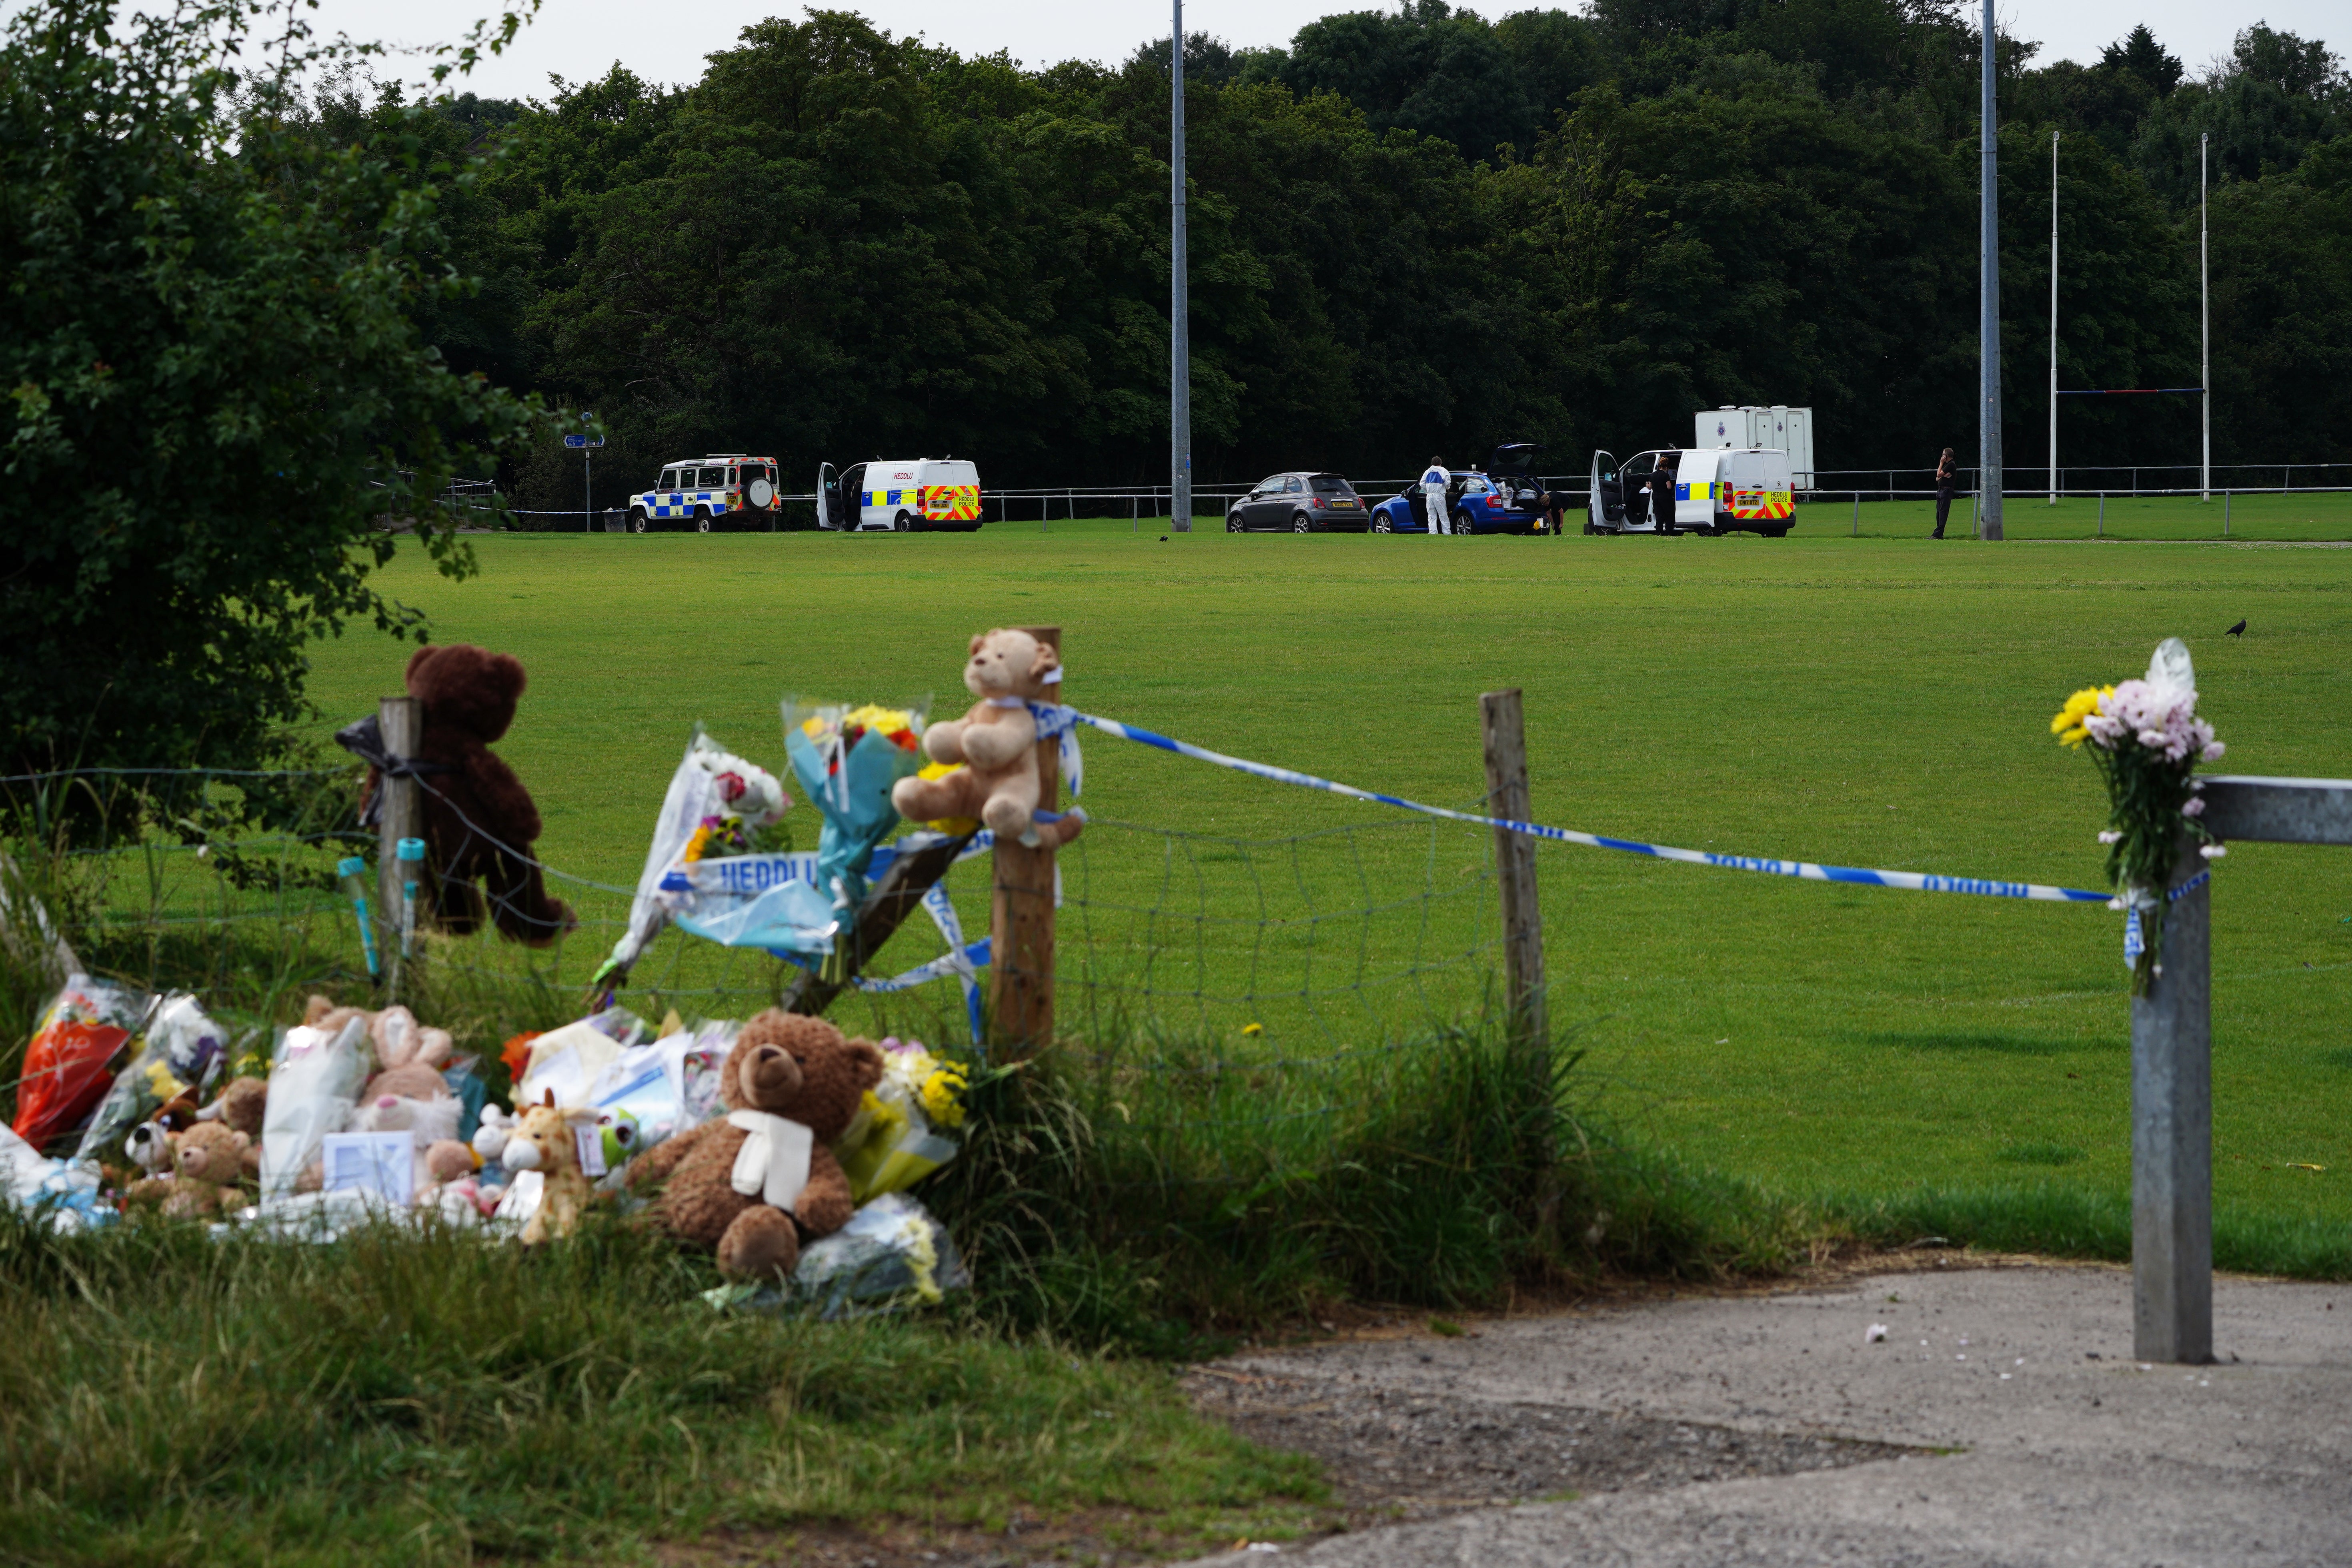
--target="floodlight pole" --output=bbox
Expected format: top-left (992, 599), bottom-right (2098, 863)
top-left (1169, 0), bottom-right (1193, 534)
top-left (2200, 133), bottom-right (2210, 503)
top-left (1977, 0), bottom-right (2003, 541)
top-left (2048, 130), bottom-right (2059, 506)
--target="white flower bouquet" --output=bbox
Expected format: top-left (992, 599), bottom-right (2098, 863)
top-left (2051, 638), bottom-right (2227, 994)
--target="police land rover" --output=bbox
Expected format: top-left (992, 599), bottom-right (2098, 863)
top-left (628, 455), bottom-right (783, 533)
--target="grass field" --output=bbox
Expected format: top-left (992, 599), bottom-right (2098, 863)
top-left (290, 517), bottom-right (2352, 1254)
top-left (1796, 489), bottom-right (2352, 541)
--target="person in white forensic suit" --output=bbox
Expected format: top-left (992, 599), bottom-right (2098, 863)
top-left (1420, 456), bottom-right (1451, 535)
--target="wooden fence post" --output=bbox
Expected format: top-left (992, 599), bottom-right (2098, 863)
top-left (990, 627), bottom-right (1061, 1051)
top-left (376, 695), bottom-right (422, 995)
top-left (1480, 689), bottom-right (1547, 1047)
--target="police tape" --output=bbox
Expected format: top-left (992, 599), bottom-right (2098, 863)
top-left (2122, 868), bottom-right (2213, 967)
top-left (1057, 708), bottom-right (2111, 906)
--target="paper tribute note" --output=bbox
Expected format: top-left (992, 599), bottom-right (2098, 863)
top-left (319, 1131), bottom-right (414, 1206)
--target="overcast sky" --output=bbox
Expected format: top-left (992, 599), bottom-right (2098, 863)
top-left (294, 0), bottom-right (2347, 102)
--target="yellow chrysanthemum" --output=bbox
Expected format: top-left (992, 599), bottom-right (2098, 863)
top-left (916, 760), bottom-right (980, 835)
top-left (681, 823), bottom-right (715, 862)
top-left (2049, 685), bottom-right (2111, 748)
top-left (919, 1067), bottom-right (968, 1129)
top-left (842, 703), bottom-right (914, 735)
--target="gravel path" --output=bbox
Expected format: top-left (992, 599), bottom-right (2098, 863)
top-left (1178, 1262), bottom-right (2352, 1568)
top-left (1183, 1365), bottom-right (1908, 1519)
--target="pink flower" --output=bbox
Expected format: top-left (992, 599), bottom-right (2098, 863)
top-left (2182, 797), bottom-right (2205, 817)
top-left (2098, 829), bottom-right (2123, 843)
top-left (2202, 741), bottom-right (2226, 760)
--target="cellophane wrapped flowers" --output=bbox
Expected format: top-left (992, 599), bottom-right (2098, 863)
top-left (783, 700), bottom-right (929, 980)
top-left (835, 1037), bottom-right (968, 1202)
top-left (2052, 638), bottom-right (2226, 994)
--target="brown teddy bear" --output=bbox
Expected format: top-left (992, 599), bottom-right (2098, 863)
top-left (363, 643), bottom-right (574, 946)
top-left (890, 628), bottom-right (1085, 851)
top-left (127, 1121), bottom-right (252, 1218)
top-left (195, 1074), bottom-right (268, 1182)
top-left (627, 1011), bottom-right (882, 1278)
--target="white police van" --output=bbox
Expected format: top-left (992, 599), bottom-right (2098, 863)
top-left (816, 458), bottom-right (983, 532)
top-left (628, 455), bottom-right (782, 533)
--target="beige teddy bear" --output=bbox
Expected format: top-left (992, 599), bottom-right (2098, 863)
top-left (889, 628), bottom-right (1085, 850)
top-left (126, 1121), bottom-right (253, 1218)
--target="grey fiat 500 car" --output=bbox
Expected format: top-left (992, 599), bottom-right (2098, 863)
top-left (1225, 472), bottom-right (1369, 533)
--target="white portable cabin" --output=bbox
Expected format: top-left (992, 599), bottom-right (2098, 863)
top-left (1696, 406), bottom-right (1814, 489)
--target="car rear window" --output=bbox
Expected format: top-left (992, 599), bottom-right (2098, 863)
top-left (1309, 475), bottom-right (1354, 494)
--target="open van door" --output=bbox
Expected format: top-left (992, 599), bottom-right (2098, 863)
top-left (1587, 450), bottom-right (1617, 533)
top-left (817, 463), bottom-right (842, 530)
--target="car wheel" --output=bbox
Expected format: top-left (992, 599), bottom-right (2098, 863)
top-left (630, 508), bottom-right (647, 534)
top-left (1227, 513), bottom-right (1245, 533)
top-left (693, 508), bottom-right (711, 533)
top-left (1451, 511), bottom-right (1475, 535)
top-left (1372, 513), bottom-right (1393, 534)
top-left (1292, 513), bottom-right (1312, 533)
top-left (1768, 525), bottom-right (1791, 538)
top-left (894, 510), bottom-right (913, 532)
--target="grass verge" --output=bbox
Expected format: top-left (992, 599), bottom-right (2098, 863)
top-left (0, 1208), bottom-right (1325, 1567)
top-left (1827, 1182), bottom-right (2352, 1280)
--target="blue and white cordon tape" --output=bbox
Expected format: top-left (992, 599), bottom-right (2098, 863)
top-left (1044, 705), bottom-right (2112, 906)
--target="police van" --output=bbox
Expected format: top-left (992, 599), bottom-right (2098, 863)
top-left (1586, 447), bottom-right (1795, 537)
top-left (816, 458), bottom-right (983, 532)
top-left (629, 455), bottom-right (782, 532)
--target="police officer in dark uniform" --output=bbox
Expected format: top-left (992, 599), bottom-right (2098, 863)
top-left (1649, 453), bottom-right (1680, 533)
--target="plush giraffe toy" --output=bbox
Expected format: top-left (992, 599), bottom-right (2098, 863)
top-left (499, 1091), bottom-right (599, 1246)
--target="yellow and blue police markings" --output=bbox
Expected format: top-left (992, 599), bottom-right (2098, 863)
top-left (861, 484), bottom-right (981, 522)
top-left (1676, 479), bottom-right (1719, 503)
top-left (636, 486), bottom-right (737, 521)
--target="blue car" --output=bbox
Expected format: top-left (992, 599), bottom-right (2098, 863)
top-left (1368, 444), bottom-right (1563, 535)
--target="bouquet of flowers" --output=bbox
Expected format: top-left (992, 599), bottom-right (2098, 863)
top-left (595, 728), bottom-right (814, 994)
top-left (783, 700), bottom-right (929, 979)
top-left (2051, 638), bottom-right (2227, 994)
top-left (834, 1036), bottom-right (969, 1202)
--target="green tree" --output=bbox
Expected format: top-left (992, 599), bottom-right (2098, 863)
top-left (1274, 1), bottom-right (1545, 160)
top-left (2133, 26), bottom-right (2348, 204)
top-left (2101, 24), bottom-right (2182, 98)
top-left (0, 0), bottom-right (554, 777)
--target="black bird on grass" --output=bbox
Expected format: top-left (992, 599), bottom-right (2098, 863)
top-left (2226, 619), bottom-right (2247, 637)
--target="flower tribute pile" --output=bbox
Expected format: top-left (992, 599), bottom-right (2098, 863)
top-left (2051, 638), bottom-right (2227, 994)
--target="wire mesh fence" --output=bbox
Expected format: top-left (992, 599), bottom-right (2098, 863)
top-left (0, 769), bottom-right (1510, 1159)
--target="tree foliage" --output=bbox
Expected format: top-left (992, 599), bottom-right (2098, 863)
top-left (16, 0), bottom-right (2350, 603)
top-left (0, 0), bottom-right (559, 777)
top-left (406, 4), bottom-right (2346, 511)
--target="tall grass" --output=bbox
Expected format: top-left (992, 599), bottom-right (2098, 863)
top-left (926, 1006), bottom-right (1811, 1350)
top-left (0, 1208), bottom-right (1318, 1566)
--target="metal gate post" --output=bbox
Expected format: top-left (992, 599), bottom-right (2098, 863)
top-left (2130, 776), bottom-right (2352, 1363)
top-left (2131, 828), bottom-right (2212, 1364)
